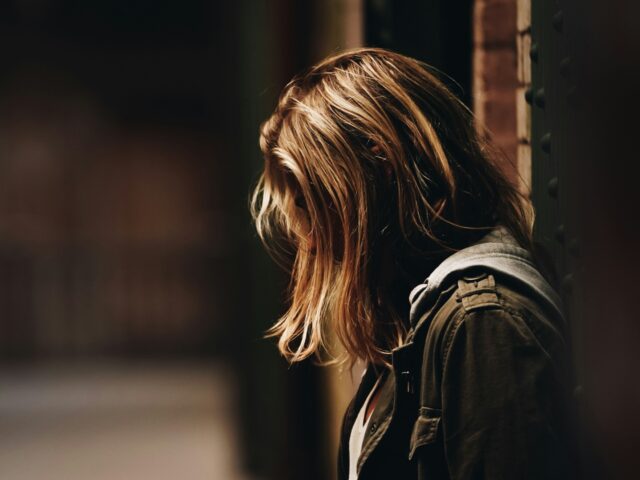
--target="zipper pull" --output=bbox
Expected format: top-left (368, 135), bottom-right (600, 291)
top-left (400, 370), bottom-right (414, 394)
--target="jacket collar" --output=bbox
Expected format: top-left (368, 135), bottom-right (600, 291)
top-left (408, 226), bottom-right (564, 328)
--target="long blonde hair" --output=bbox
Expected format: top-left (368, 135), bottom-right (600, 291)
top-left (250, 47), bottom-right (533, 367)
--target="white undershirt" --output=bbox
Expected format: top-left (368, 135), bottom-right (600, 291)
top-left (348, 375), bottom-right (382, 480)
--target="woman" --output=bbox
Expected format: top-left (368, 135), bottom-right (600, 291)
top-left (250, 48), bottom-right (577, 479)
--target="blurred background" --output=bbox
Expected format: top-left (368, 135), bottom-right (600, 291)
top-left (0, 0), bottom-right (638, 479)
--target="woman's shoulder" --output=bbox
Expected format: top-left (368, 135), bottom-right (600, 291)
top-left (417, 268), bottom-right (568, 368)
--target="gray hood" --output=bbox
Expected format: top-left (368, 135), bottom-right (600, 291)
top-left (408, 226), bottom-right (564, 327)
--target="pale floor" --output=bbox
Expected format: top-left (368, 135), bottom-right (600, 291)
top-left (0, 360), bottom-right (253, 480)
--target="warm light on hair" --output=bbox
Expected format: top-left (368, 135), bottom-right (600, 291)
top-left (250, 47), bottom-right (533, 367)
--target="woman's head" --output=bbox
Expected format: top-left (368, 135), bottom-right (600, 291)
top-left (251, 47), bottom-right (533, 366)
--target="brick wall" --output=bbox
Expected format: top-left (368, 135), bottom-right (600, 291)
top-left (473, 0), bottom-right (532, 192)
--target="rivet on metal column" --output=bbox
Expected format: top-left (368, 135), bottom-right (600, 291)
top-left (525, 86), bottom-right (533, 105)
top-left (547, 177), bottom-right (559, 198)
top-left (540, 132), bottom-right (552, 154)
top-left (552, 11), bottom-right (563, 33)
top-left (530, 42), bottom-right (539, 63)
top-left (534, 88), bottom-right (545, 108)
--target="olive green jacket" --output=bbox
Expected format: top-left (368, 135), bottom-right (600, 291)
top-left (337, 227), bottom-right (579, 479)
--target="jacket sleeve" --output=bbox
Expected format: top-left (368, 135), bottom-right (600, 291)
top-left (439, 307), bottom-right (573, 480)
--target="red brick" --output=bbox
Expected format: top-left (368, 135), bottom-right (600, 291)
top-left (479, 48), bottom-right (518, 90)
top-left (475, 0), bottom-right (517, 47)
top-left (482, 93), bottom-right (516, 133)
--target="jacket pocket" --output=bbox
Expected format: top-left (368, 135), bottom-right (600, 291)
top-left (408, 407), bottom-right (441, 461)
